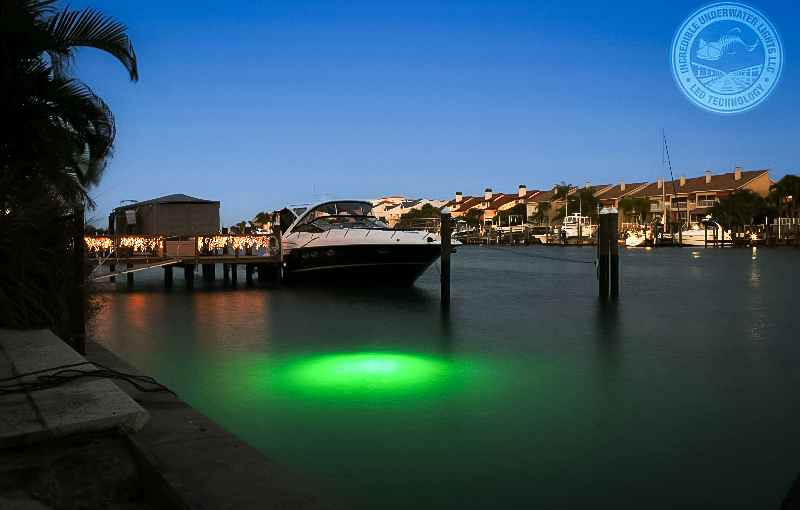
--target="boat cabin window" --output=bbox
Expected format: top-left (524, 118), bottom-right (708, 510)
top-left (293, 202), bottom-right (390, 232)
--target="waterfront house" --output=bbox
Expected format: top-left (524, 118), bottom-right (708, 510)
top-left (596, 180), bottom-right (649, 224)
top-left (373, 197), bottom-right (446, 227)
top-left (630, 167), bottom-right (772, 224)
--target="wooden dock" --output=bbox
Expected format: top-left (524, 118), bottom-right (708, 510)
top-left (84, 231), bottom-right (282, 287)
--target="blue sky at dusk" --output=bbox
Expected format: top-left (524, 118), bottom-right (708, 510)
top-left (69, 0), bottom-right (800, 227)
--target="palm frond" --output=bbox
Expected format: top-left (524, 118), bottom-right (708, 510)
top-left (46, 6), bottom-right (138, 82)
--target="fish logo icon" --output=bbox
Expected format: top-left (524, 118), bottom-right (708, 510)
top-left (671, 2), bottom-right (783, 114)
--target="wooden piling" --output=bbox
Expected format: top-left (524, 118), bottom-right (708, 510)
top-left (609, 208), bottom-right (619, 296)
top-left (441, 208), bottom-right (452, 310)
top-left (203, 263), bottom-right (215, 281)
top-left (164, 265), bottom-right (173, 287)
top-left (598, 208), bottom-right (609, 297)
top-left (184, 264), bottom-right (194, 290)
top-left (272, 215), bottom-right (283, 283)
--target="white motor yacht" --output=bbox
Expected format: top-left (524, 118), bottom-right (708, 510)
top-left (277, 200), bottom-right (446, 285)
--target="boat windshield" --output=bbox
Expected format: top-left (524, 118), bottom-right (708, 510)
top-left (292, 201), bottom-right (390, 232)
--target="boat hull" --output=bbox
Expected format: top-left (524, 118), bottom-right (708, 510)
top-left (282, 243), bottom-right (442, 286)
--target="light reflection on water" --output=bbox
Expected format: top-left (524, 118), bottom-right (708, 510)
top-left (91, 246), bottom-right (800, 510)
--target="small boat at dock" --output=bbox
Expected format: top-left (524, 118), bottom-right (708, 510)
top-left (560, 213), bottom-right (597, 238)
top-left (676, 220), bottom-right (732, 246)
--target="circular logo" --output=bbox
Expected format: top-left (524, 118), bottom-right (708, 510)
top-left (671, 2), bottom-right (784, 114)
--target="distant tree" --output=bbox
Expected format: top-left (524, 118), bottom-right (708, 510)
top-left (463, 208), bottom-right (484, 228)
top-left (530, 201), bottom-right (550, 225)
top-left (634, 196), bottom-right (652, 223)
top-left (618, 196), bottom-right (636, 219)
top-left (769, 174), bottom-right (800, 219)
top-left (496, 203), bottom-right (527, 226)
top-left (252, 211), bottom-right (272, 229)
top-left (229, 221), bottom-right (248, 234)
top-left (550, 182), bottom-right (572, 221)
top-left (395, 203), bottom-right (441, 229)
top-left (619, 196), bottom-right (652, 224)
top-left (567, 187), bottom-right (599, 221)
top-left (710, 189), bottom-right (768, 228)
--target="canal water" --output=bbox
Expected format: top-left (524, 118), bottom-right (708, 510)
top-left (90, 245), bottom-right (800, 510)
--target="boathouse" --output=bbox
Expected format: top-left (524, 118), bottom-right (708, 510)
top-left (109, 194), bottom-right (220, 236)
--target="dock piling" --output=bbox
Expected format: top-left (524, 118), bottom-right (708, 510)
top-left (598, 208), bottom-right (609, 297)
top-left (441, 208), bottom-right (451, 311)
top-left (609, 207), bottom-right (619, 296)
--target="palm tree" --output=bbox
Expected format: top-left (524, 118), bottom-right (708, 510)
top-left (550, 182), bottom-right (572, 221)
top-left (633, 196), bottom-right (652, 223)
top-left (531, 201), bottom-right (551, 226)
top-left (618, 196), bottom-right (636, 221)
top-left (0, 1), bottom-right (137, 343)
top-left (1, 0), bottom-right (138, 208)
top-left (618, 195), bottom-right (652, 224)
top-left (769, 174), bottom-right (800, 219)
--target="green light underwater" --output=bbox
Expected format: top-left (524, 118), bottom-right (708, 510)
top-left (274, 351), bottom-right (455, 402)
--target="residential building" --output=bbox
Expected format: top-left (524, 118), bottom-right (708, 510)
top-left (631, 167), bottom-right (771, 224)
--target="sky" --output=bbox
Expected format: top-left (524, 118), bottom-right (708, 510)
top-left (66, 0), bottom-right (800, 227)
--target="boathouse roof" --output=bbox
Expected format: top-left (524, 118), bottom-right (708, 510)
top-left (113, 194), bottom-right (219, 211)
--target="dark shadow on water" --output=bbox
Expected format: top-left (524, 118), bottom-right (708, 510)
top-left (595, 296), bottom-right (620, 355)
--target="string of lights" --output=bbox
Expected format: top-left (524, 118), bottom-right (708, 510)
top-left (84, 235), bottom-right (276, 253)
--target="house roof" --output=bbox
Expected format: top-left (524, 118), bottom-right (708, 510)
top-left (631, 170), bottom-right (769, 198)
top-left (528, 187), bottom-right (578, 203)
top-left (596, 182), bottom-right (648, 201)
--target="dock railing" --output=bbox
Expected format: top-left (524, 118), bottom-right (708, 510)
top-left (84, 233), bottom-right (282, 280)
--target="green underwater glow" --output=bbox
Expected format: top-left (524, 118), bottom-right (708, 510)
top-left (273, 351), bottom-right (456, 403)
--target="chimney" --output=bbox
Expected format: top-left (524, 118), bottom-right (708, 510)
top-left (657, 177), bottom-right (662, 189)
top-left (455, 191), bottom-right (462, 203)
top-left (485, 188), bottom-right (492, 201)
top-left (519, 185), bottom-right (526, 197)
top-left (586, 181), bottom-right (591, 189)
top-left (620, 180), bottom-right (626, 191)
top-left (706, 171), bottom-right (711, 183)
top-left (735, 166), bottom-right (741, 180)
top-left (680, 174), bottom-right (686, 186)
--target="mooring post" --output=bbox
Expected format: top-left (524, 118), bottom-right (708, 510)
top-left (609, 207), bottom-right (619, 296)
top-left (164, 265), bottom-right (173, 288)
top-left (272, 214), bottom-right (282, 283)
top-left (184, 264), bottom-right (194, 290)
top-left (598, 207), bottom-right (609, 297)
top-left (441, 207), bottom-right (452, 311)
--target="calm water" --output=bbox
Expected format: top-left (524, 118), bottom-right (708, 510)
top-left (91, 245), bottom-right (800, 510)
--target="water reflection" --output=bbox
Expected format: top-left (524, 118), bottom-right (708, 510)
top-left (594, 297), bottom-right (620, 355)
top-left (89, 246), bottom-right (800, 510)
top-left (193, 292), bottom-right (270, 355)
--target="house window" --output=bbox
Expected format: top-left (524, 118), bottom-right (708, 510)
top-left (697, 194), bottom-right (717, 208)
top-left (670, 197), bottom-right (688, 209)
